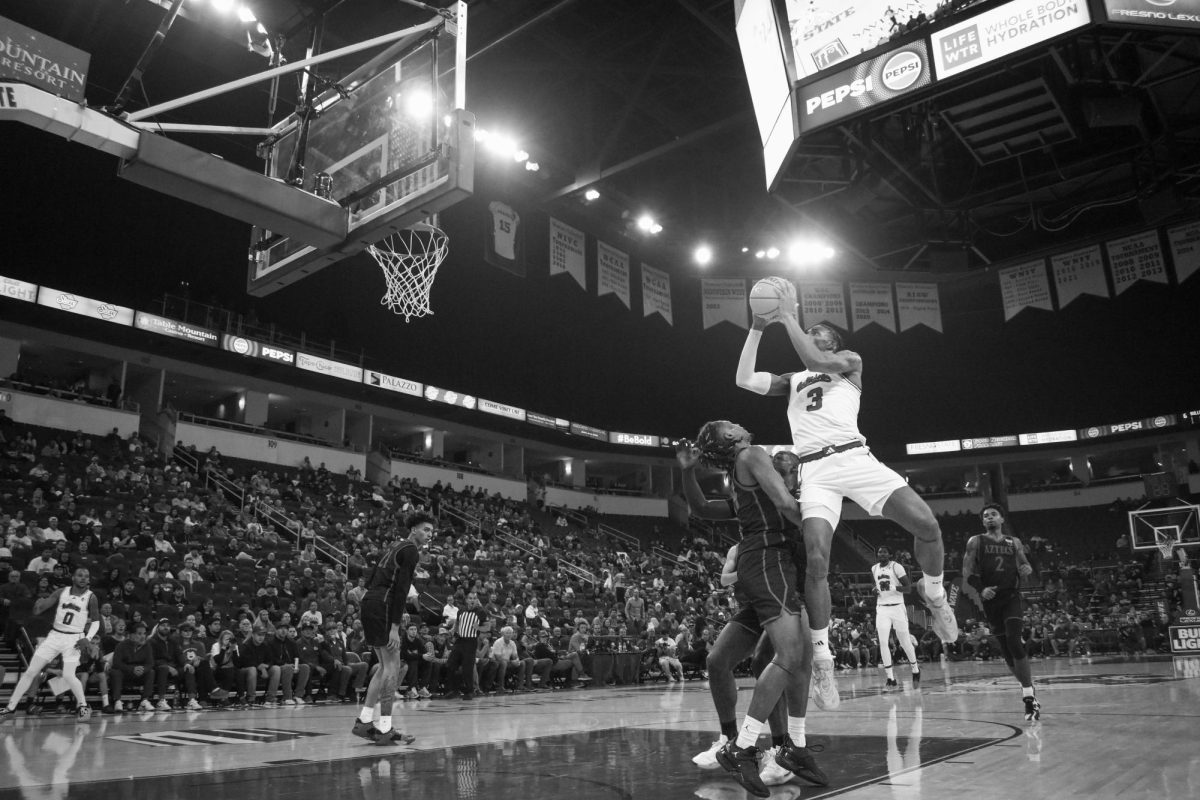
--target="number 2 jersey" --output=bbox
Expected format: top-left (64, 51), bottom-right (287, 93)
top-left (971, 533), bottom-right (1021, 593)
top-left (787, 370), bottom-right (865, 454)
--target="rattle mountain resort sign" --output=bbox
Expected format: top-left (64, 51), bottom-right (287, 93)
top-left (0, 16), bottom-right (89, 102)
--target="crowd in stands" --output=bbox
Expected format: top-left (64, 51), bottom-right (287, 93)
top-left (0, 411), bottom-right (1192, 716)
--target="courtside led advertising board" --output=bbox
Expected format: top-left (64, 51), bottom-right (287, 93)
top-left (1169, 625), bottom-right (1200, 653)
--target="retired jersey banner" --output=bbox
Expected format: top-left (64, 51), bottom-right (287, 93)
top-left (1106, 230), bottom-right (1167, 295)
top-left (849, 282), bottom-right (896, 332)
top-left (641, 263), bottom-right (673, 325)
top-left (701, 278), bottom-right (748, 330)
top-left (999, 260), bottom-right (1052, 320)
top-left (549, 217), bottom-right (586, 290)
top-left (895, 282), bottom-right (942, 332)
top-left (597, 241), bottom-right (630, 308)
top-left (1050, 245), bottom-right (1108, 307)
top-left (1168, 221), bottom-right (1200, 284)
top-left (798, 281), bottom-right (848, 330)
top-left (484, 201), bottom-right (524, 277)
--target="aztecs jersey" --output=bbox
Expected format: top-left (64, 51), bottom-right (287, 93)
top-left (786, 370), bottom-right (865, 453)
top-left (54, 589), bottom-right (92, 633)
top-left (972, 534), bottom-right (1021, 591)
top-left (870, 561), bottom-right (906, 604)
top-left (731, 473), bottom-right (798, 555)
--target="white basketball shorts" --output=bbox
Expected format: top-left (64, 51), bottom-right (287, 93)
top-left (33, 630), bottom-right (83, 666)
top-left (797, 447), bottom-right (908, 527)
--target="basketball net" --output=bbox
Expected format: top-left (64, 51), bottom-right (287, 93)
top-left (1154, 526), bottom-right (1180, 561)
top-left (367, 218), bottom-right (449, 322)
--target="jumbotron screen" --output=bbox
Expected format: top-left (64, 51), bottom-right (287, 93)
top-left (787, 0), bottom-right (942, 78)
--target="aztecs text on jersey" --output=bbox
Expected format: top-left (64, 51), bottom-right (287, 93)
top-left (977, 535), bottom-right (1020, 591)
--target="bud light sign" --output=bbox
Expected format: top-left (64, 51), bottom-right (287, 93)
top-left (799, 41), bottom-right (933, 132)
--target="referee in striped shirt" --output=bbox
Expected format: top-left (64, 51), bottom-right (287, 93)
top-left (446, 592), bottom-right (484, 699)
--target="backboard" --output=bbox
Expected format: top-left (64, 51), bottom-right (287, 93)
top-left (247, 2), bottom-right (473, 297)
top-left (1129, 504), bottom-right (1200, 557)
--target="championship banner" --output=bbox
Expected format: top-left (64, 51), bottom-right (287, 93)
top-left (1168, 221), bottom-right (1200, 284)
top-left (484, 200), bottom-right (524, 277)
top-left (1106, 230), bottom-right (1167, 295)
top-left (849, 282), bottom-right (896, 332)
top-left (1050, 245), bottom-right (1108, 307)
top-left (798, 281), bottom-right (848, 330)
top-left (597, 241), bottom-right (630, 308)
top-left (0, 16), bottom-right (90, 102)
top-left (642, 263), bottom-right (673, 325)
top-left (895, 282), bottom-right (942, 332)
top-left (549, 217), bottom-right (586, 290)
top-left (701, 278), bottom-right (748, 330)
top-left (998, 260), bottom-right (1052, 320)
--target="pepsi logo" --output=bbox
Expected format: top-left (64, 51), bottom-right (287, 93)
top-left (1153, 416), bottom-right (1168, 428)
top-left (231, 337), bottom-right (251, 355)
top-left (881, 51), bottom-right (922, 91)
top-left (1086, 427), bottom-right (1101, 438)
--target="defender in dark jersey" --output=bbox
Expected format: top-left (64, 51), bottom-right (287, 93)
top-left (690, 420), bottom-right (822, 798)
top-left (963, 503), bottom-right (1040, 720)
top-left (352, 513), bottom-right (435, 744)
top-left (680, 444), bottom-right (827, 790)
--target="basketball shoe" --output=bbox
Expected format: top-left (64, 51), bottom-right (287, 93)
top-left (775, 737), bottom-right (829, 786)
top-left (920, 582), bottom-right (959, 644)
top-left (692, 734), bottom-right (728, 768)
top-left (884, 678), bottom-right (899, 691)
top-left (811, 656), bottom-right (841, 710)
top-left (1024, 696), bottom-right (1041, 721)
top-left (911, 667), bottom-right (921, 685)
top-left (351, 719), bottom-right (378, 740)
top-left (716, 741), bottom-right (769, 798)
top-left (758, 746), bottom-right (794, 786)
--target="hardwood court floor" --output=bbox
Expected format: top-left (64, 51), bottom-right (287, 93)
top-left (1, 655), bottom-right (1197, 800)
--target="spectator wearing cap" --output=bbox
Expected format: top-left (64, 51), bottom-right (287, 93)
top-left (177, 622), bottom-right (224, 708)
top-left (294, 624), bottom-right (326, 701)
top-left (150, 619), bottom-right (184, 710)
top-left (322, 621), bottom-right (368, 701)
top-left (234, 625), bottom-right (273, 706)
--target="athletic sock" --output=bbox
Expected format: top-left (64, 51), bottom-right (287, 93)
top-left (885, 666), bottom-right (895, 680)
top-left (1022, 686), bottom-right (1035, 698)
top-left (811, 628), bottom-right (832, 660)
top-left (787, 716), bottom-right (807, 747)
top-left (771, 734), bottom-right (785, 748)
top-left (735, 715), bottom-right (765, 749)
top-left (922, 574), bottom-right (946, 603)
top-left (912, 664), bottom-right (921, 673)
top-left (358, 707), bottom-right (373, 723)
top-left (372, 703), bottom-right (381, 722)
top-left (719, 719), bottom-right (738, 740)
top-left (375, 714), bottom-right (392, 733)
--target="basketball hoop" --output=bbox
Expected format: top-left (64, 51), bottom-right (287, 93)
top-left (367, 219), bottom-right (449, 322)
top-left (1155, 527), bottom-right (1181, 561)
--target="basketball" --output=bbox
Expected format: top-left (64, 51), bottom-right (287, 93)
top-left (749, 277), bottom-right (794, 317)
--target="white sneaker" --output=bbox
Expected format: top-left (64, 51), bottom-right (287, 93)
top-left (294, 696), bottom-right (306, 705)
top-left (137, 700), bottom-right (154, 712)
top-left (759, 746), bottom-right (795, 786)
top-left (405, 689), bottom-right (419, 700)
top-left (692, 735), bottom-right (728, 768)
top-left (811, 656), bottom-right (841, 710)
top-left (185, 699), bottom-right (202, 711)
top-left (921, 583), bottom-right (960, 643)
top-left (283, 698), bottom-right (297, 706)
top-left (113, 700), bottom-right (124, 713)
top-left (417, 688), bottom-right (431, 699)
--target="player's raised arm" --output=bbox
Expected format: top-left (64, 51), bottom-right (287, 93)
top-left (779, 312), bottom-right (861, 375)
top-left (736, 316), bottom-right (793, 396)
top-left (677, 442), bottom-right (738, 520)
top-left (739, 446), bottom-right (804, 530)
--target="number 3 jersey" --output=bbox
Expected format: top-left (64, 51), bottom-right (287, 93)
top-left (787, 370), bottom-right (865, 453)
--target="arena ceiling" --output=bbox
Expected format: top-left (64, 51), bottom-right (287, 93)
top-left (5, 0), bottom-right (1200, 450)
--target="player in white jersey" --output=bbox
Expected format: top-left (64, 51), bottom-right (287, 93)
top-left (871, 547), bottom-right (920, 689)
top-left (735, 285), bottom-right (957, 709)
top-left (1, 568), bottom-right (100, 722)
